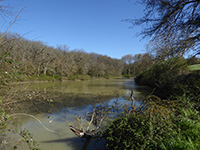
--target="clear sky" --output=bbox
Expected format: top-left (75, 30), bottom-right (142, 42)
top-left (0, 0), bottom-right (149, 59)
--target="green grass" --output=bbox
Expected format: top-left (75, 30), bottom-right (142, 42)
top-left (17, 74), bottom-right (61, 81)
top-left (105, 58), bottom-right (200, 150)
top-left (122, 74), bottom-right (132, 78)
top-left (67, 74), bottom-right (92, 80)
top-left (188, 64), bottom-right (200, 71)
top-left (105, 96), bottom-right (200, 150)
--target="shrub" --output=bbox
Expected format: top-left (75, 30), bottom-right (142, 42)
top-left (135, 57), bottom-right (188, 87)
top-left (104, 96), bottom-right (200, 150)
top-left (67, 74), bottom-right (91, 80)
top-left (134, 58), bottom-right (200, 98)
top-left (122, 74), bottom-right (131, 78)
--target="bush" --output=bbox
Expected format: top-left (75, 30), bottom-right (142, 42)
top-left (134, 58), bottom-right (200, 98)
top-left (104, 96), bottom-right (200, 150)
top-left (135, 57), bottom-right (188, 87)
top-left (67, 74), bottom-right (91, 80)
top-left (105, 57), bottom-right (200, 149)
top-left (122, 74), bottom-right (131, 78)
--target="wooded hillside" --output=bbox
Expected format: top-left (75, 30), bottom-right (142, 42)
top-left (0, 33), bottom-right (124, 83)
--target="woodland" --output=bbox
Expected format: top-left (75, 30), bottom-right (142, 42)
top-left (1, 0), bottom-right (200, 150)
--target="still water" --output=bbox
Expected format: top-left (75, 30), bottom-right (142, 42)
top-left (13, 79), bottom-right (150, 150)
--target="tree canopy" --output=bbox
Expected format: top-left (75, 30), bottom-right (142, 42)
top-left (128, 0), bottom-right (200, 57)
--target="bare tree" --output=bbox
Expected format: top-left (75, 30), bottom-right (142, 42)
top-left (121, 54), bottom-right (134, 75)
top-left (127, 0), bottom-right (200, 57)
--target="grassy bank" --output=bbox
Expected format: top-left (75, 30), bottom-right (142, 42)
top-left (105, 99), bottom-right (200, 149)
top-left (105, 58), bottom-right (200, 150)
top-left (10, 74), bottom-right (123, 84)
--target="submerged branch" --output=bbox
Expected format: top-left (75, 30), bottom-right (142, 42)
top-left (10, 113), bottom-right (58, 133)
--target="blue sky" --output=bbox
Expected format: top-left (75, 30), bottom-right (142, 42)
top-left (1, 0), bottom-right (149, 59)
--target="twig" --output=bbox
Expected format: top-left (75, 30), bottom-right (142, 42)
top-left (86, 107), bottom-right (95, 131)
top-left (9, 113), bottom-right (58, 133)
top-left (4, 6), bottom-right (26, 36)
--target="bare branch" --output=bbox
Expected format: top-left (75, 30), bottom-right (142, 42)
top-left (3, 6), bottom-right (26, 36)
top-left (86, 107), bottom-right (95, 131)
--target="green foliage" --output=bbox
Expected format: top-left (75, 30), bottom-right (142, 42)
top-left (135, 57), bottom-right (192, 98)
top-left (105, 57), bottom-right (200, 149)
top-left (121, 53), bottom-right (154, 76)
top-left (24, 74), bottom-right (61, 81)
top-left (0, 108), bottom-right (18, 149)
top-left (174, 73), bottom-right (200, 101)
top-left (105, 96), bottom-right (200, 150)
top-left (135, 57), bottom-right (188, 86)
top-left (122, 74), bottom-right (131, 78)
top-left (20, 129), bottom-right (40, 150)
top-left (0, 69), bottom-right (41, 150)
top-left (188, 64), bottom-right (200, 71)
top-left (67, 74), bottom-right (92, 80)
top-left (0, 52), bottom-right (17, 87)
top-left (0, 33), bottom-right (124, 81)
top-left (0, 108), bottom-right (41, 150)
top-left (168, 107), bottom-right (200, 150)
top-left (0, 52), bottom-right (14, 64)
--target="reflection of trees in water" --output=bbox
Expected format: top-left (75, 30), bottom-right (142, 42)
top-left (3, 82), bottom-right (150, 114)
top-left (2, 79), bottom-right (151, 117)
top-left (3, 80), bottom-right (150, 150)
top-left (41, 136), bottom-right (105, 150)
top-left (4, 90), bottom-right (117, 114)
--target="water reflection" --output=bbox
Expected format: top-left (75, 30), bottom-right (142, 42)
top-left (14, 79), bottom-right (150, 150)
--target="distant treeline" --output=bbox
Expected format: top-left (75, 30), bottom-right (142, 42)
top-left (0, 33), bottom-right (124, 81)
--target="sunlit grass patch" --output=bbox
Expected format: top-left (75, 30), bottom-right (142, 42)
top-left (188, 64), bottom-right (200, 71)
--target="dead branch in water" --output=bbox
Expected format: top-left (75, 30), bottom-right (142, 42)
top-left (69, 90), bottom-right (136, 149)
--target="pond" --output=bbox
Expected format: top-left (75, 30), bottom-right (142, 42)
top-left (11, 78), bottom-right (150, 150)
